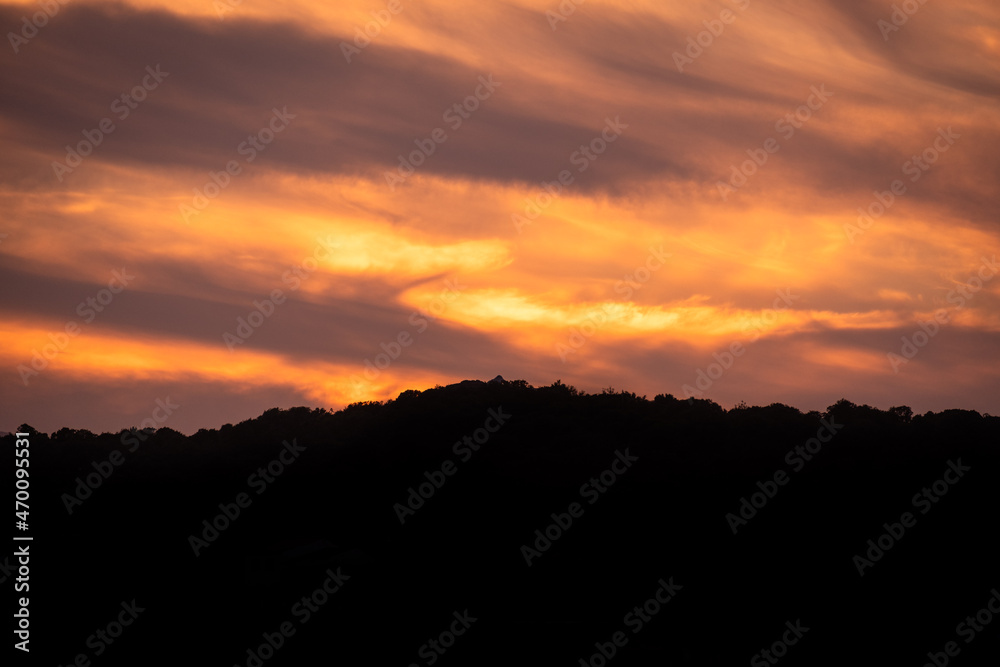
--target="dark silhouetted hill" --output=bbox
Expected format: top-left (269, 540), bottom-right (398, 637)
top-left (5, 380), bottom-right (999, 666)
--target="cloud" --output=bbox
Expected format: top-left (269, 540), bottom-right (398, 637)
top-left (1, 0), bottom-right (998, 432)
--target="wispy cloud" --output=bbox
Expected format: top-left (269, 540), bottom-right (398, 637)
top-left (2, 0), bottom-right (998, 432)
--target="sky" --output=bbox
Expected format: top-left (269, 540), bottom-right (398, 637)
top-left (1, 0), bottom-right (998, 435)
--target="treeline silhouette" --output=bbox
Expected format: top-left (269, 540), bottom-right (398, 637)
top-left (7, 379), bottom-right (999, 666)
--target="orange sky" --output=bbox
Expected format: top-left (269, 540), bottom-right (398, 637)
top-left (2, 0), bottom-right (998, 433)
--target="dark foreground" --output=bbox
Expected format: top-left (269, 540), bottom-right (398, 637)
top-left (5, 380), bottom-right (999, 666)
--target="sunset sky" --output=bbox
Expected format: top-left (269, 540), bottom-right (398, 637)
top-left (2, 0), bottom-right (998, 434)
